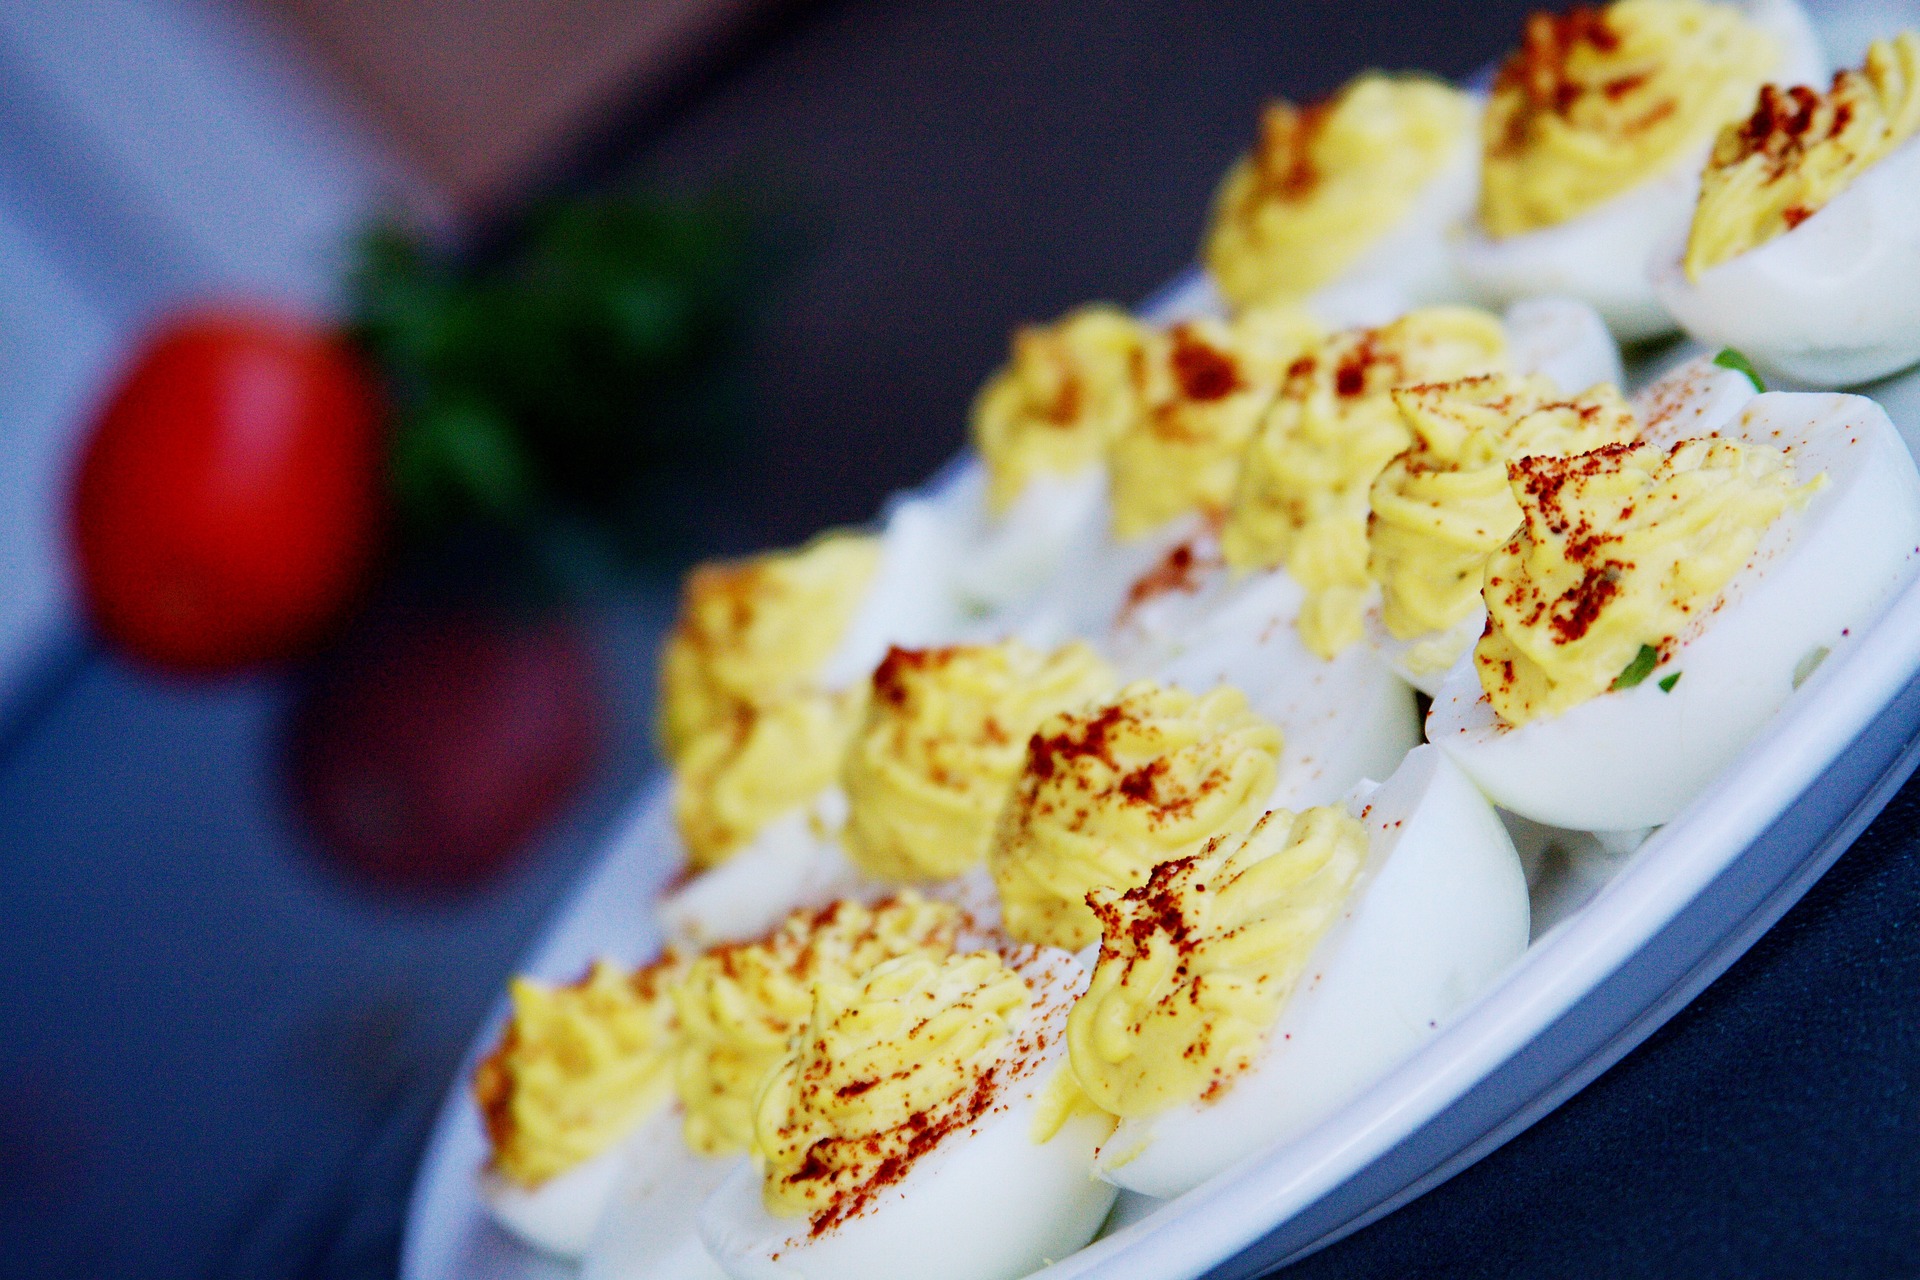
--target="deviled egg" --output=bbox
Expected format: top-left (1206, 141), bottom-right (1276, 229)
top-left (1220, 306), bottom-right (1511, 657)
top-left (472, 956), bottom-right (683, 1258)
top-left (1429, 387), bottom-right (1920, 830)
top-left (1107, 307), bottom-right (1323, 541)
top-left (1364, 374), bottom-right (1642, 691)
top-left (840, 640), bottom-right (1116, 882)
top-left (931, 304), bottom-right (1148, 621)
top-left (1364, 349), bottom-right (1766, 693)
top-left (656, 519), bottom-right (974, 946)
top-left (1203, 71), bottom-right (1481, 324)
top-left (1010, 306), bottom-right (1323, 645)
top-left (1458, 0), bottom-right (1825, 340)
top-left (1654, 32), bottom-right (1920, 385)
top-left (581, 895), bottom-right (965, 1278)
top-left (697, 947), bottom-right (1116, 1280)
top-left (1076, 745), bottom-right (1529, 1198)
top-left (989, 679), bottom-right (1284, 949)
top-left (1111, 298), bottom-right (1618, 666)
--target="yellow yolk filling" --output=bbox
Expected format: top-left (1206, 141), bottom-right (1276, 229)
top-left (989, 680), bottom-right (1284, 949)
top-left (671, 895), bottom-right (959, 1156)
top-left (657, 532), bottom-right (881, 763)
top-left (1220, 307), bottom-right (1510, 658)
top-left (473, 956), bottom-right (682, 1187)
top-left (1477, 436), bottom-right (1818, 724)
top-left (1204, 72), bottom-right (1476, 311)
top-left (1108, 308), bottom-right (1323, 540)
top-left (1068, 807), bottom-right (1366, 1117)
top-left (971, 304), bottom-right (1148, 511)
top-left (671, 686), bottom-right (867, 870)
top-left (1369, 375), bottom-right (1639, 667)
top-left (754, 952), bottom-right (1030, 1224)
top-left (1686, 32), bottom-right (1920, 276)
top-left (842, 642), bottom-right (1117, 882)
top-left (1481, 0), bottom-right (1781, 238)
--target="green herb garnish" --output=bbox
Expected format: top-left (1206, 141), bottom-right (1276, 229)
top-left (349, 189), bottom-right (776, 584)
top-left (1792, 645), bottom-right (1831, 690)
top-left (1658, 671), bottom-right (1682, 693)
top-left (1712, 348), bottom-right (1766, 393)
top-left (1611, 644), bottom-right (1659, 690)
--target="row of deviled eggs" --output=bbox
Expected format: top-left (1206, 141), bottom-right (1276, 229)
top-left (464, 2), bottom-right (1920, 1277)
top-left (1204, 0), bottom-right (1920, 388)
top-left (472, 337), bottom-right (1920, 1278)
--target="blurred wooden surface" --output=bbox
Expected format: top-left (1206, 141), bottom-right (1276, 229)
top-left (259, 0), bottom-right (772, 208)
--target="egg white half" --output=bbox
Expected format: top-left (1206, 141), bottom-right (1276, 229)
top-left (1502, 295), bottom-right (1623, 394)
top-left (581, 1108), bottom-right (738, 1280)
top-left (1429, 389), bottom-right (1920, 831)
top-left (480, 1126), bottom-right (640, 1261)
top-left (658, 790), bottom-right (879, 950)
top-left (1093, 744), bottom-right (1530, 1198)
top-left (1651, 130), bottom-right (1920, 388)
top-left (918, 463), bottom-right (1116, 631)
top-left (817, 488), bottom-right (980, 691)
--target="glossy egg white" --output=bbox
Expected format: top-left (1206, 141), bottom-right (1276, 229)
top-left (915, 462), bottom-right (1116, 631)
top-left (479, 1133), bottom-right (633, 1260)
top-left (1651, 129), bottom-right (1920, 387)
top-left (1456, 0), bottom-right (1825, 342)
top-left (581, 1108), bottom-right (738, 1280)
top-left (1144, 568), bottom-right (1421, 810)
top-left (816, 487), bottom-right (981, 691)
top-left (657, 790), bottom-right (879, 950)
top-left (696, 950), bottom-right (1117, 1280)
top-left (1013, 510), bottom-right (1213, 653)
top-left (1093, 745), bottom-right (1530, 1199)
top-left (1429, 389), bottom-right (1920, 832)
top-left (1500, 295), bottom-right (1623, 394)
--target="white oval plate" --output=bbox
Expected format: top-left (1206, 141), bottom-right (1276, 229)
top-left (401, 13), bottom-right (1920, 1252)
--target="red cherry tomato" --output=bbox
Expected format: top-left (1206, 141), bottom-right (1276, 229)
top-left (286, 611), bottom-right (607, 894)
top-left (71, 309), bottom-right (385, 672)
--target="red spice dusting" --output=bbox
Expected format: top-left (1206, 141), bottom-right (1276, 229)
top-left (1043, 373), bottom-right (1083, 426)
top-left (1783, 204), bottom-right (1811, 229)
top-left (871, 646), bottom-right (956, 708)
top-left (783, 991), bottom-right (1058, 1240)
top-left (1089, 853), bottom-right (1202, 958)
top-left (1118, 758), bottom-right (1169, 806)
top-left (1334, 339), bottom-right (1373, 398)
top-left (1723, 80), bottom-right (1863, 191)
top-left (1493, 8), bottom-right (1627, 153)
top-left (1551, 563), bottom-right (1624, 643)
top-left (1253, 95), bottom-right (1336, 200)
top-left (1602, 70), bottom-right (1650, 101)
top-left (1738, 83), bottom-right (1823, 152)
top-left (1170, 329), bottom-right (1244, 402)
top-left (1119, 538), bottom-right (1220, 624)
top-left (1025, 702), bottom-right (1131, 781)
